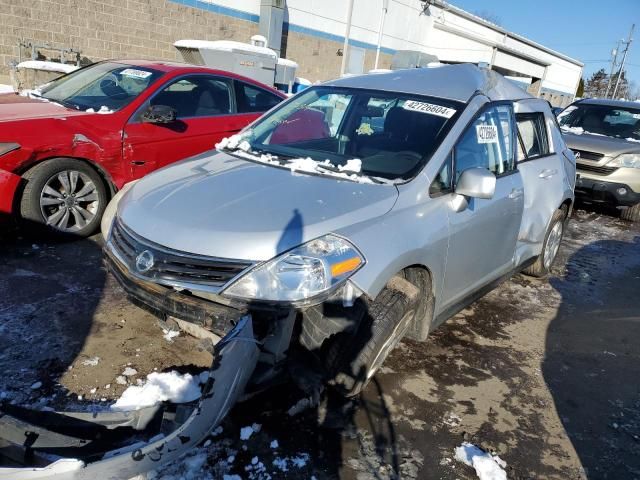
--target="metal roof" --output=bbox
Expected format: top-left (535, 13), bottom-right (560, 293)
top-left (324, 64), bottom-right (532, 103)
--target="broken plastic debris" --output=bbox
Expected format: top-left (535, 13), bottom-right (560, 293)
top-left (81, 356), bottom-right (100, 367)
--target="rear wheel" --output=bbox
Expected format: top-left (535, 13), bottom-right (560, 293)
top-left (620, 203), bottom-right (640, 222)
top-left (324, 275), bottom-right (422, 397)
top-left (523, 207), bottom-right (567, 278)
top-left (19, 159), bottom-right (108, 237)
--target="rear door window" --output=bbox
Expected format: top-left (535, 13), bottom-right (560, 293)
top-left (235, 81), bottom-right (283, 113)
top-left (516, 113), bottom-right (550, 160)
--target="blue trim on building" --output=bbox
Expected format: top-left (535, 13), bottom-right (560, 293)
top-left (285, 23), bottom-right (396, 55)
top-left (169, 0), bottom-right (259, 23)
top-left (168, 0), bottom-right (397, 55)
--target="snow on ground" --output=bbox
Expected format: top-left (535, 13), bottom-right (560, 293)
top-left (111, 370), bottom-right (204, 411)
top-left (454, 442), bottom-right (507, 480)
top-left (163, 329), bottom-right (180, 342)
top-left (0, 84), bottom-right (14, 94)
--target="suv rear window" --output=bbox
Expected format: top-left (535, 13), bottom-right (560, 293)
top-left (516, 113), bottom-right (550, 160)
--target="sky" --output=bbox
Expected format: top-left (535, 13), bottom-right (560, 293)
top-left (452, 0), bottom-right (640, 85)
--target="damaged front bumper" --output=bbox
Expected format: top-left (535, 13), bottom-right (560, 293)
top-left (0, 314), bottom-right (259, 479)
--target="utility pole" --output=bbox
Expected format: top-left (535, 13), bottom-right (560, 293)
top-left (604, 40), bottom-right (621, 99)
top-left (612, 23), bottom-right (634, 99)
top-left (340, 0), bottom-right (355, 76)
top-left (374, 0), bottom-right (390, 70)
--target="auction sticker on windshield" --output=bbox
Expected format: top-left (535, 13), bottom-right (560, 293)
top-left (402, 100), bottom-right (456, 118)
top-left (476, 124), bottom-right (499, 143)
top-left (120, 68), bottom-right (152, 79)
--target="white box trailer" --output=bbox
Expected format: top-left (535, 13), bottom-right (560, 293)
top-left (174, 36), bottom-right (299, 93)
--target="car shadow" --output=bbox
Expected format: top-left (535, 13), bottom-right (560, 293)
top-left (0, 221), bottom-right (105, 408)
top-left (543, 233), bottom-right (640, 479)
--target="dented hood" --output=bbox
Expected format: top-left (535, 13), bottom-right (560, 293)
top-left (118, 151), bottom-right (399, 261)
top-left (0, 93), bottom-right (87, 122)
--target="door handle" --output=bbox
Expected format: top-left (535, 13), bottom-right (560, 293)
top-left (509, 188), bottom-right (524, 199)
top-left (539, 169), bottom-right (558, 179)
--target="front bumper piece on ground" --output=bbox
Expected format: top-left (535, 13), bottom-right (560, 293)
top-left (0, 314), bottom-right (259, 479)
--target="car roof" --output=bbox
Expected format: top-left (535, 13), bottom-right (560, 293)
top-left (323, 63), bottom-right (532, 103)
top-left (576, 98), bottom-right (640, 110)
top-left (107, 59), bottom-right (287, 96)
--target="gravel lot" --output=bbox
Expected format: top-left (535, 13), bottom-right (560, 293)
top-left (1, 207), bottom-right (639, 479)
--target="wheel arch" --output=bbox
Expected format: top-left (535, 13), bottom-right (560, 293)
top-left (18, 156), bottom-right (117, 199)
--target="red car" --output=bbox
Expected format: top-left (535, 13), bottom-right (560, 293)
top-left (0, 60), bottom-right (286, 236)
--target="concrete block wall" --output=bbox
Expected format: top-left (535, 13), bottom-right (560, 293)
top-left (0, 0), bottom-right (259, 84)
top-left (0, 0), bottom-right (392, 85)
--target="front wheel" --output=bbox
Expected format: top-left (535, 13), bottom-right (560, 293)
top-left (523, 207), bottom-right (567, 278)
top-left (19, 159), bottom-right (108, 237)
top-left (324, 275), bottom-right (422, 397)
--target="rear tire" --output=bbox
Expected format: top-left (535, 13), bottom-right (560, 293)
top-left (324, 275), bottom-right (422, 397)
top-left (620, 203), bottom-right (640, 222)
top-left (523, 207), bottom-right (567, 278)
top-left (19, 159), bottom-right (108, 237)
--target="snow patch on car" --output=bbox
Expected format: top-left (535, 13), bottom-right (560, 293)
top-left (111, 370), bottom-right (204, 411)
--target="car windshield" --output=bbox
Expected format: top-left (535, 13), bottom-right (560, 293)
top-left (38, 62), bottom-right (163, 112)
top-left (558, 103), bottom-right (640, 142)
top-left (222, 86), bottom-right (460, 181)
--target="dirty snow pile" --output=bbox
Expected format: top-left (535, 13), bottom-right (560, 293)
top-left (111, 370), bottom-right (207, 411)
top-left (216, 134), bottom-right (394, 185)
top-left (0, 84), bottom-right (14, 94)
top-left (454, 442), bottom-right (507, 480)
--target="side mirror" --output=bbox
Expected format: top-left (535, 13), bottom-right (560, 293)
top-left (455, 168), bottom-right (496, 199)
top-left (142, 105), bottom-right (177, 124)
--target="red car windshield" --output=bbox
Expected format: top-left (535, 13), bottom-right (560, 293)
top-left (38, 62), bottom-right (163, 112)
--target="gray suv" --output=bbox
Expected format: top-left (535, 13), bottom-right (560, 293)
top-left (7, 65), bottom-right (571, 478)
top-left (559, 98), bottom-right (640, 221)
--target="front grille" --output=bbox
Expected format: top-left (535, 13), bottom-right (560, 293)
top-left (576, 163), bottom-right (618, 176)
top-left (109, 219), bottom-right (254, 290)
top-left (572, 149), bottom-right (604, 161)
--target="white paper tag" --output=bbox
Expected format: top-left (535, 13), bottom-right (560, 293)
top-left (402, 100), bottom-right (456, 118)
top-left (476, 124), bottom-right (499, 143)
top-left (120, 68), bottom-right (152, 79)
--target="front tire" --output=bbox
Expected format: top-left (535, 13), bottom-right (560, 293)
top-left (19, 159), bottom-right (108, 237)
top-left (325, 275), bottom-right (421, 397)
top-left (523, 207), bottom-right (567, 278)
top-left (620, 203), bottom-right (640, 222)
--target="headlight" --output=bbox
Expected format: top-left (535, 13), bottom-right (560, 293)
top-left (101, 180), bottom-right (138, 241)
top-left (608, 153), bottom-right (640, 169)
top-left (0, 143), bottom-right (20, 156)
top-left (223, 234), bottom-right (365, 302)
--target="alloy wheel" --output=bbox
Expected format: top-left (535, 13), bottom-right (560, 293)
top-left (39, 170), bottom-right (100, 233)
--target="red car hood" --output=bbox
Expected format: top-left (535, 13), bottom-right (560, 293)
top-left (0, 93), bottom-right (87, 122)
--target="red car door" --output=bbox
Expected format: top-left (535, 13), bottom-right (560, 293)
top-left (123, 74), bottom-right (261, 179)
